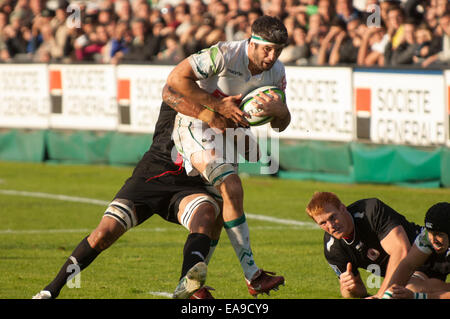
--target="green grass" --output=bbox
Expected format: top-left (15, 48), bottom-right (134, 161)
top-left (0, 161), bottom-right (448, 299)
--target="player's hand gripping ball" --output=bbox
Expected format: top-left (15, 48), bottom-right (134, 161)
top-left (239, 86), bottom-right (285, 126)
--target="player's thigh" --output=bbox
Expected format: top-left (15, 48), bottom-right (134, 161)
top-left (177, 193), bottom-right (220, 235)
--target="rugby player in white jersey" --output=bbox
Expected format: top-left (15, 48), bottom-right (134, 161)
top-left (165, 15), bottom-right (291, 298)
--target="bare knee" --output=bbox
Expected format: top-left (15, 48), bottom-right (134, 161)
top-left (189, 203), bottom-right (218, 237)
top-left (219, 174), bottom-right (243, 201)
top-left (88, 218), bottom-right (124, 251)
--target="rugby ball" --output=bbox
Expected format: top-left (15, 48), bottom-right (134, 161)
top-left (240, 86), bottom-right (285, 126)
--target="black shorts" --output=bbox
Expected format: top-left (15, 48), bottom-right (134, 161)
top-left (114, 172), bottom-right (212, 226)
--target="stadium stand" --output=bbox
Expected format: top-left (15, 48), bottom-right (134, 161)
top-left (0, 0), bottom-right (449, 67)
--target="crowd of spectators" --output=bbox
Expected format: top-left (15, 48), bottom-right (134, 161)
top-left (0, 0), bottom-right (449, 67)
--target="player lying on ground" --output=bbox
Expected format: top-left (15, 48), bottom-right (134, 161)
top-left (383, 202), bottom-right (450, 299)
top-left (305, 191), bottom-right (443, 299)
top-left (165, 15), bottom-right (290, 298)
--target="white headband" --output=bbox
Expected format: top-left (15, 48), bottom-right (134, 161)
top-left (250, 33), bottom-right (279, 46)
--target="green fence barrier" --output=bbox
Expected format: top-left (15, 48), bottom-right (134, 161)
top-left (441, 148), bottom-right (450, 187)
top-left (108, 133), bottom-right (152, 166)
top-left (351, 143), bottom-right (442, 185)
top-left (279, 140), bottom-right (352, 175)
top-left (46, 130), bottom-right (114, 164)
top-left (0, 129), bottom-right (46, 162)
top-left (1, 129), bottom-right (450, 188)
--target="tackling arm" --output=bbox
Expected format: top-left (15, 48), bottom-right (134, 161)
top-left (162, 84), bottom-right (230, 132)
top-left (377, 225), bottom-right (412, 298)
top-left (385, 243), bottom-right (430, 291)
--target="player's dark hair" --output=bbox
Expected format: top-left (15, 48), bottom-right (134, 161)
top-left (251, 15), bottom-right (288, 46)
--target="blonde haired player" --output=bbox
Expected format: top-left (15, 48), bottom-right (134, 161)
top-left (306, 191), bottom-right (430, 299)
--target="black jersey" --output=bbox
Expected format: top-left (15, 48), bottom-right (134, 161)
top-left (113, 102), bottom-right (212, 226)
top-left (324, 198), bottom-right (422, 278)
top-left (131, 102), bottom-right (204, 186)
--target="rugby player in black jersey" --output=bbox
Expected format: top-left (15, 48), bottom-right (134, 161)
top-left (384, 202), bottom-right (450, 299)
top-left (32, 91), bottom-right (241, 299)
top-left (306, 191), bottom-right (426, 299)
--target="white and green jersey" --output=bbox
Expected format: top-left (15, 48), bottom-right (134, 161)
top-left (188, 39), bottom-right (287, 99)
top-left (414, 228), bottom-right (434, 255)
top-left (413, 228), bottom-right (450, 280)
top-left (173, 39), bottom-right (287, 176)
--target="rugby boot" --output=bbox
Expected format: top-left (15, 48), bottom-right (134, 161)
top-left (246, 269), bottom-right (284, 298)
top-left (172, 261), bottom-right (207, 299)
top-left (32, 290), bottom-right (53, 299)
top-left (190, 286), bottom-right (215, 299)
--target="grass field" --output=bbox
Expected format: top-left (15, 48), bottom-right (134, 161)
top-left (0, 160), bottom-right (448, 299)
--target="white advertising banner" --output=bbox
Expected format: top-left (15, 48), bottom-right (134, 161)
top-left (280, 66), bottom-right (353, 141)
top-left (0, 64), bottom-right (50, 129)
top-left (443, 70), bottom-right (450, 147)
top-left (116, 65), bottom-right (174, 133)
top-left (354, 69), bottom-right (446, 146)
top-left (48, 64), bottom-right (117, 130)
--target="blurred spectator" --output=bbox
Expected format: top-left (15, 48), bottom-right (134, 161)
top-left (97, 7), bottom-right (115, 25)
top-left (13, 0), bottom-right (35, 27)
top-left (422, 11), bottom-right (450, 67)
top-left (108, 19), bottom-right (132, 64)
top-left (403, 0), bottom-right (426, 25)
top-left (189, 0), bottom-right (207, 26)
top-left (357, 23), bottom-right (388, 66)
top-left (238, 0), bottom-right (256, 14)
top-left (32, 22), bottom-right (63, 62)
top-left (306, 13), bottom-right (329, 64)
top-left (174, 2), bottom-right (190, 38)
top-left (248, 8), bottom-right (264, 26)
top-left (435, 0), bottom-right (450, 18)
top-left (115, 0), bottom-right (131, 23)
top-left (317, 0), bottom-right (335, 24)
top-left (160, 4), bottom-right (180, 32)
top-left (78, 24), bottom-right (109, 62)
top-left (0, 0), bottom-right (14, 15)
top-left (412, 23), bottom-right (434, 65)
top-left (335, 0), bottom-right (362, 23)
top-left (329, 17), bottom-right (362, 65)
top-left (225, 11), bottom-right (249, 41)
top-left (265, 0), bottom-right (288, 20)
top-left (386, 5), bottom-right (405, 51)
top-left (156, 33), bottom-right (184, 64)
top-left (120, 18), bottom-right (161, 62)
top-left (385, 18), bottom-right (417, 65)
top-left (4, 10), bottom-right (28, 58)
top-left (278, 24), bottom-right (310, 65)
top-left (317, 17), bottom-right (346, 65)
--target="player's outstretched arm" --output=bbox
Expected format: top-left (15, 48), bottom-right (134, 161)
top-left (376, 225), bottom-right (411, 298)
top-left (390, 284), bottom-right (450, 299)
top-left (387, 244), bottom-right (430, 288)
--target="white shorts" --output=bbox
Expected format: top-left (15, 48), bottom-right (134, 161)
top-left (172, 114), bottom-right (257, 176)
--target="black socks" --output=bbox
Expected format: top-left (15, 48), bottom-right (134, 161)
top-left (180, 233), bottom-right (211, 279)
top-left (44, 236), bottom-right (100, 298)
